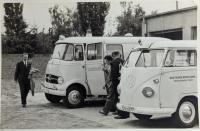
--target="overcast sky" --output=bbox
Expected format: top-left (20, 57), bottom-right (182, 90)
top-left (1, 0), bottom-right (198, 35)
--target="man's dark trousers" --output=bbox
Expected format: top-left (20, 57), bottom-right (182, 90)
top-left (111, 58), bottom-right (129, 118)
top-left (103, 85), bottom-right (116, 113)
top-left (15, 61), bottom-right (31, 105)
top-left (18, 80), bottom-right (30, 105)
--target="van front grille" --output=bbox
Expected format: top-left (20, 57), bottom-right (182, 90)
top-left (45, 74), bottom-right (58, 84)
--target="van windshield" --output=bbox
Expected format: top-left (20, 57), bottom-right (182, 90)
top-left (125, 50), bottom-right (141, 67)
top-left (136, 49), bottom-right (164, 67)
top-left (52, 43), bottom-right (74, 61)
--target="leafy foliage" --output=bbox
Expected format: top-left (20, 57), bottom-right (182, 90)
top-left (49, 5), bottom-right (80, 43)
top-left (3, 3), bottom-right (41, 53)
top-left (115, 2), bottom-right (145, 36)
top-left (36, 32), bottom-right (54, 53)
top-left (4, 3), bottom-right (27, 36)
top-left (77, 2), bottom-right (110, 36)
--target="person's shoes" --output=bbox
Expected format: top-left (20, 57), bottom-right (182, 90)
top-left (22, 104), bottom-right (26, 108)
top-left (114, 115), bottom-right (129, 119)
top-left (99, 110), bottom-right (108, 116)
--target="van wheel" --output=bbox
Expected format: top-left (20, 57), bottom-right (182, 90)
top-left (45, 93), bottom-right (62, 103)
top-left (63, 87), bottom-right (84, 108)
top-left (172, 99), bottom-right (198, 128)
top-left (133, 113), bottom-right (152, 120)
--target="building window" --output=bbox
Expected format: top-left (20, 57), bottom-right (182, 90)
top-left (191, 26), bottom-right (197, 40)
top-left (150, 28), bottom-right (183, 40)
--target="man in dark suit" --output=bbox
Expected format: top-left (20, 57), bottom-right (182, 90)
top-left (14, 53), bottom-right (31, 107)
top-left (111, 51), bottom-right (130, 119)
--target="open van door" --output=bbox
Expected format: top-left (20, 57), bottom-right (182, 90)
top-left (119, 49), bottom-right (164, 108)
top-left (86, 42), bottom-right (106, 95)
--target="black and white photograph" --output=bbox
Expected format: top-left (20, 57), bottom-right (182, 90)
top-left (0, 0), bottom-right (199, 129)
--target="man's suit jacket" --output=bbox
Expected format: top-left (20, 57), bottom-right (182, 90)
top-left (110, 58), bottom-right (124, 89)
top-left (14, 61), bottom-right (31, 85)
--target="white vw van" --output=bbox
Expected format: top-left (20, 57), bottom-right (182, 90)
top-left (41, 36), bottom-right (169, 108)
top-left (117, 40), bottom-right (198, 127)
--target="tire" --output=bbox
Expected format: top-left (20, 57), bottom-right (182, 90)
top-left (63, 86), bottom-right (84, 108)
top-left (45, 93), bottom-right (62, 103)
top-left (133, 113), bottom-right (152, 120)
top-left (172, 98), bottom-right (198, 128)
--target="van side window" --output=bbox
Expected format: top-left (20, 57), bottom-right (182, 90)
top-left (136, 50), bottom-right (164, 67)
top-left (164, 50), bottom-right (197, 67)
top-left (75, 45), bottom-right (84, 61)
top-left (87, 43), bottom-right (102, 60)
top-left (106, 44), bottom-right (124, 59)
top-left (62, 44), bottom-right (74, 61)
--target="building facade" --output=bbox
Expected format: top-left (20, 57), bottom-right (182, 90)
top-left (142, 6), bottom-right (197, 40)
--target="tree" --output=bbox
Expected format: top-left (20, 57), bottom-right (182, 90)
top-left (77, 2), bottom-right (110, 36)
top-left (49, 5), bottom-right (80, 43)
top-left (3, 3), bottom-right (39, 53)
top-left (36, 32), bottom-right (54, 54)
top-left (115, 2), bottom-right (145, 36)
top-left (4, 3), bottom-right (27, 36)
top-left (3, 3), bottom-right (27, 53)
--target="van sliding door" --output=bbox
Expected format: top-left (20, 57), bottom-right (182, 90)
top-left (86, 43), bottom-right (106, 95)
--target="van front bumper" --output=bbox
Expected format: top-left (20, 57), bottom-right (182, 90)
top-left (117, 103), bottom-right (175, 116)
top-left (41, 82), bottom-right (66, 96)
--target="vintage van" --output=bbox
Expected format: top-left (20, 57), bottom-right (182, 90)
top-left (41, 36), bottom-right (169, 108)
top-left (117, 40), bottom-right (198, 127)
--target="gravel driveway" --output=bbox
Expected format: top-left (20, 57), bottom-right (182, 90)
top-left (1, 79), bottom-right (199, 129)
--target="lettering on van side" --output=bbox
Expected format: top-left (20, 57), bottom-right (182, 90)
top-left (169, 75), bottom-right (195, 82)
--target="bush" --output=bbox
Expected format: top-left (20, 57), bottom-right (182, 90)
top-left (1, 33), bottom-right (54, 54)
top-left (1, 54), bottom-right (51, 79)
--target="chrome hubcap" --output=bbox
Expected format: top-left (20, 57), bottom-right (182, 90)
top-left (179, 101), bottom-right (195, 124)
top-left (68, 90), bottom-right (81, 105)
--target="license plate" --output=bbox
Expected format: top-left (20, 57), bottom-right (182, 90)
top-left (121, 105), bottom-right (135, 112)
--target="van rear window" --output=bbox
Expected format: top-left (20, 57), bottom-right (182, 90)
top-left (106, 44), bottom-right (124, 59)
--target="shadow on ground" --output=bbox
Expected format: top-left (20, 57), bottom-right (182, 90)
top-left (27, 100), bottom-right (105, 109)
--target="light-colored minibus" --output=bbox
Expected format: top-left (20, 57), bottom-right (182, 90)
top-left (41, 36), bottom-right (169, 108)
top-left (117, 40), bottom-right (198, 127)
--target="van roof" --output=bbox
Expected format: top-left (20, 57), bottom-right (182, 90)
top-left (150, 40), bottom-right (198, 49)
top-left (56, 37), bottom-right (170, 45)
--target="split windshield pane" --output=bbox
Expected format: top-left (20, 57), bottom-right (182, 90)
top-left (136, 50), bottom-right (164, 67)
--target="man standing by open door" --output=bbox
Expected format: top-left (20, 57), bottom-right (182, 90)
top-left (111, 51), bottom-right (130, 119)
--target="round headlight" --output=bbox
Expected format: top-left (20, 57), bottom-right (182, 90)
top-left (58, 77), bottom-right (64, 84)
top-left (142, 87), bottom-right (154, 98)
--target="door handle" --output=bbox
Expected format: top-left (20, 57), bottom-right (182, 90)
top-left (82, 65), bottom-right (85, 68)
top-left (153, 79), bottom-right (159, 84)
